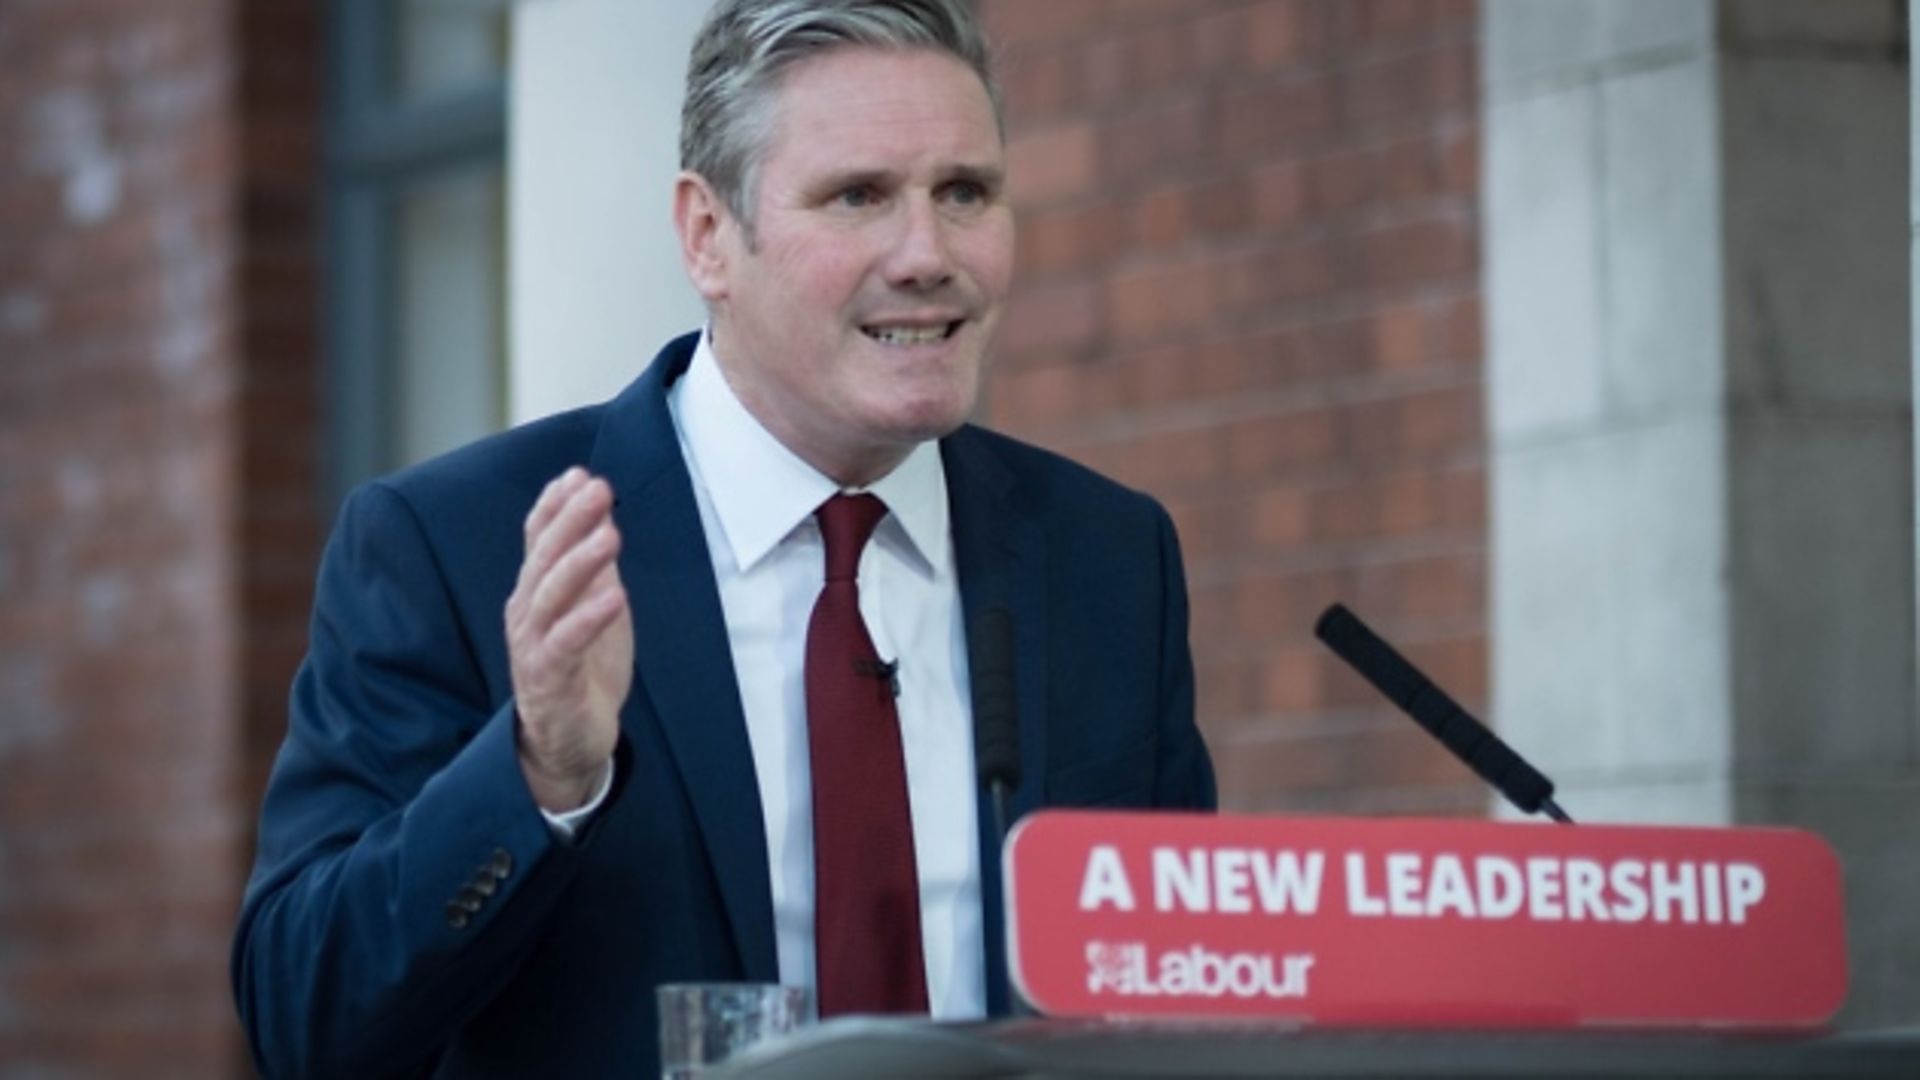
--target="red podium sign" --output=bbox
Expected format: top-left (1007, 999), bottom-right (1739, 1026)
top-left (1005, 812), bottom-right (1846, 1030)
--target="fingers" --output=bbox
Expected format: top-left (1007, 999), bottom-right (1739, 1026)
top-left (524, 466), bottom-right (587, 550)
top-left (526, 518), bottom-right (621, 639)
top-left (515, 471), bottom-right (612, 608)
top-left (510, 469), bottom-right (624, 644)
top-left (547, 565), bottom-right (627, 657)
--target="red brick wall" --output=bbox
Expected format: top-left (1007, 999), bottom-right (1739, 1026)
top-left (978, 0), bottom-right (1489, 815)
top-left (0, 0), bottom-right (321, 1073)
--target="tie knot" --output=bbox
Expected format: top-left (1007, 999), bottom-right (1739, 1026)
top-left (816, 493), bottom-right (887, 581)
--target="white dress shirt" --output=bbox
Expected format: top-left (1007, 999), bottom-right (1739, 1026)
top-left (661, 332), bottom-right (986, 1019)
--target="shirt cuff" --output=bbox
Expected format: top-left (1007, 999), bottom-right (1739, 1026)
top-left (539, 758), bottom-right (615, 843)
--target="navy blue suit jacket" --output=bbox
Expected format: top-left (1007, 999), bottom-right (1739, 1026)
top-left (233, 334), bottom-right (1215, 1077)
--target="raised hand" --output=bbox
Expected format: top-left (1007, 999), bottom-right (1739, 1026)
top-left (505, 467), bottom-right (633, 812)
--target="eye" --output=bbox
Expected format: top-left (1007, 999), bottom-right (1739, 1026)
top-left (834, 184), bottom-right (880, 208)
top-left (941, 180), bottom-right (989, 207)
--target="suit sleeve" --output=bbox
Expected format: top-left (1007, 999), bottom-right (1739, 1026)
top-left (231, 481), bottom-right (615, 1078)
top-left (1151, 504), bottom-right (1217, 811)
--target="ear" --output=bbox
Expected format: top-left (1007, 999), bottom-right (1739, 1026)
top-left (673, 171), bottom-right (735, 302)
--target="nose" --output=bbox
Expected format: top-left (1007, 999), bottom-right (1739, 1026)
top-left (883, 193), bottom-right (955, 291)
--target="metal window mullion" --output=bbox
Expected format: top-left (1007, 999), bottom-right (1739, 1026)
top-left (335, 87), bottom-right (508, 180)
top-left (325, 179), bottom-right (396, 504)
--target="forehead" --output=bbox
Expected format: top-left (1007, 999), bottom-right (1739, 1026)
top-left (756, 47), bottom-right (1002, 184)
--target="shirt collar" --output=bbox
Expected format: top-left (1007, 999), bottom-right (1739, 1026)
top-left (672, 330), bottom-right (949, 576)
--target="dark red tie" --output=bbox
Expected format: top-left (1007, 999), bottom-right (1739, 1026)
top-left (807, 493), bottom-right (928, 1016)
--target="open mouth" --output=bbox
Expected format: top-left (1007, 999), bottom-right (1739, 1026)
top-left (861, 320), bottom-right (963, 347)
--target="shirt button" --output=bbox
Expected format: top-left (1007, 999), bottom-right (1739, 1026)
top-left (488, 848), bottom-right (514, 880)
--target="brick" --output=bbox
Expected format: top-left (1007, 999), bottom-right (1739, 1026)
top-left (1006, 122), bottom-right (1098, 206)
top-left (1015, 200), bottom-right (1119, 278)
top-left (997, 279), bottom-right (1101, 356)
top-left (1248, 485), bottom-right (1314, 546)
top-left (853, 0), bottom-right (1485, 884)
top-left (1109, 341), bottom-right (1195, 413)
top-left (1399, 384), bottom-right (1481, 455)
top-left (1343, 40), bottom-right (1477, 133)
top-left (1162, 496), bottom-right (1226, 563)
top-left (1343, 0), bottom-right (1445, 46)
top-left (1247, 0), bottom-right (1321, 67)
top-left (1357, 550), bottom-right (1484, 621)
top-left (1188, 338), bottom-right (1265, 399)
top-left (997, 49), bottom-right (1079, 126)
top-left (1439, 122), bottom-right (1479, 195)
top-left (1234, 565), bottom-right (1347, 642)
top-left (1218, 235), bottom-right (1346, 317)
top-left (1127, 185), bottom-right (1191, 253)
top-left (1255, 645), bottom-right (1333, 713)
top-left (1079, 36), bottom-right (1130, 106)
top-left (1214, 76), bottom-right (1334, 160)
top-left (1101, 94), bottom-right (1207, 184)
top-left (1186, 174), bottom-right (1253, 239)
top-left (1376, 467), bottom-right (1443, 536)
top-left (1246, 159), bottom-right (1308, 231)
top-left (1439, 291), bottom-right (1483, 365)
top-left (1376, 134), bottom-right (1443, 203)
top-left (1359, 213), bottom-right (1476, 288)
top-left (1360, 723), bottom-right (1484, 788)
top-left (1439, 463), bottom-right (1487, 532)
top-left (1367, 299), bottom-right (1431, 373)
top-left (1405, 632), bottom-right (1490, 705)
top-left (0, 0), bottom-right (322, 1073)
top-left (1194, 653), bottom-right (1258, 716)
top-left (1102, 425), bottom-right (1221, 492)
top-left (1305, 145), bottom-right (1379, 215)
top-left (989, 359), bottom-right (1104, 433)
top-left (1223, 407), bottom-right (1340, 477)
top-left (978, 0), bottom-right (1103, 49)
top-left (1192, 4), bottom-right (1258, 73)
top-left (1105, 257), bottom-right (1219, 344)
top-left (1215, 729), bottom-right (1346, 796)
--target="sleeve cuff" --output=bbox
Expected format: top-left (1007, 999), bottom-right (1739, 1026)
top-left (539, 758), bottom-right (616, 843)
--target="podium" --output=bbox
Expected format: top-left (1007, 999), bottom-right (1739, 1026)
top-left (709, 810), bottom-right (1902, 1078)
top-left (710, 1017), bottom-right (1920, 1078)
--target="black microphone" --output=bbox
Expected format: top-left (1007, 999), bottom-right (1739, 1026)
top-left (1314, 603), bottom-right (1572, 823)
top-left (852, 657), bottom-right (900, 698)
top-left (969, 605), bottom-right (1031, 1017)
top-left (969, 606), bottom-right (1020, 848)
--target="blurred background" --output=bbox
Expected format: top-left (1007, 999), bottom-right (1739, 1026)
top-left (0, 0), bottom-right (1912, 1073)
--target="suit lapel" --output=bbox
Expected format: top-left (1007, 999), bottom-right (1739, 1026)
top-left (588, 334), bottom-right (778, 982)
top-left (942, 428), bottom-right (1049, 1015)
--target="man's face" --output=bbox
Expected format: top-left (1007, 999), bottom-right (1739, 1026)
top-left (695, 47), bottom-right (1014, 485)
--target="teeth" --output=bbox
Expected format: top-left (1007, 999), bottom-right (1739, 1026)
top-left (864, 323), bottom-right (951, 346)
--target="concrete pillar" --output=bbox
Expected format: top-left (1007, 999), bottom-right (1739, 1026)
top-left (1484, 0), bottom-right (1916, 1028)
top-left (507, 0), bottom-right (710, 424)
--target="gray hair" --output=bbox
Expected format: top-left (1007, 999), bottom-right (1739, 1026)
top-left (681, 0), bottom-right (1000, 234)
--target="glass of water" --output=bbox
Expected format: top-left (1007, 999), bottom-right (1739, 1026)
top-left (657, 983), bottom-right (814, 1079)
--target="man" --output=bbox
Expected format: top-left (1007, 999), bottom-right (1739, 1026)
top-left (232, 1), bottom-right (1214, 1075)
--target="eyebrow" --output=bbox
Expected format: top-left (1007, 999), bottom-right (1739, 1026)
top-left (943, 163), bottom-right (1006, 190)
top-left (806, 162), bottom-right (1006, 197)
top-left (809, 168), bottom-right (896, 197)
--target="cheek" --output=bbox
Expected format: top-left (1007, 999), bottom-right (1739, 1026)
top-left (962, 215), bottom-right (1017, 295)
top-left (765, 238), bottom-right (873, 311)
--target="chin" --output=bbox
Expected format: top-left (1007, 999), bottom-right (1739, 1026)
top-left (860, 404), bottom-right (966, 450)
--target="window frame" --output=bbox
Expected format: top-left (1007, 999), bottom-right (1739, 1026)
top-left (324, 0), bottom-right (508, 504)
